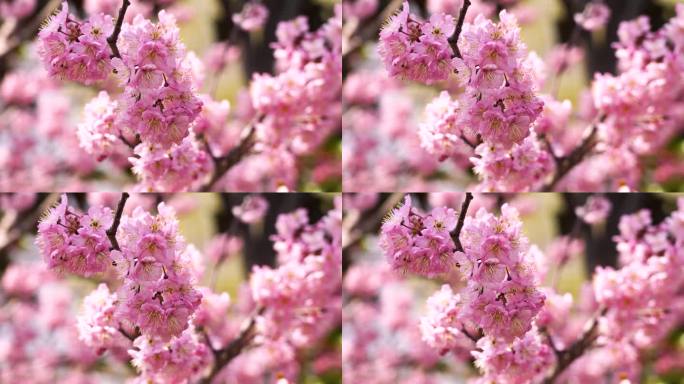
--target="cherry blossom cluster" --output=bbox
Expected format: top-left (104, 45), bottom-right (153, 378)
top-left (379, 195), bottom-right (458, 277)
top-left (380, 3), bottom-right (544, 151)
top-left (377, 1), bottom-right (457, 84)
top-left (37, 2), bottom-right (114, 84)
top-left (3, 193), bottom-right (342, 383)
top-left (250, 4), bottom-right (341, 155)
top-left (356, 1), bottom-right (684, 191)
top-left (472, 326), bottom-right (555, 384)
top-left (592, 5), bottom-right (684, 155)
top-left (424, 204), bottom-right (545, 343)
top-left (36, 194), bottom-right (114, 276)
top-left (35, 195), bottom-right (209, 382)
top-left (20, 1), bottom-right (340, 191)
top-left (593, 200), bottom-right (684, 348)
top-left (249, 197), bottom-right (342, 356)
top-left (377, 3), bottom-right (554, 191)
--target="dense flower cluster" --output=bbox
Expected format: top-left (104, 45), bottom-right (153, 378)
top-left (346, 193), bottom-right (684, 383)
top-left (592, 6), bottom-right (684, 154)
top-left (35, 195), bottom-right (210, 382)
top-left (379, 195), bottom-right (458, 277)
top-left (378, 1), bottom-right (457, 84)
top-left (109, 203), bottom-right (203, 341)
top-left (472, 327), bottom-right (554, 384)
top-left (418, 284), bottom-right (472, 354)
top-left (471, 132), bottom-right (554, 191)
top-left (250, 5), bottom-right (342, 155)
top-left (77, 91), bottom-right (120, 160)
top-left (377, 197), bottom-right (553, 382)
top-left (113, 11), bottom-right (203, 149)
top-left (250, 197), bottom-right (342, 356)
top-left (130, 133), bottom-right (213, 191)
top-left (36, 194), bottom-right (114, 276)
top-left (364, 0), bottom-right (684, 191)
top-left (454, 10), bottom-right (544, 149)
top-left (593, 200), bottom-right (684, 347)
top-left (38, 2), bottom-right (113, 84)
top-left (447, 204), bottom-right (544, 341)
top-left (401, 6), bottom-right (551, 191)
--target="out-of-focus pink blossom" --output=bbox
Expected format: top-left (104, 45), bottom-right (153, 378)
top-left (574, 1), bottom-right (611, 31)
top-left (232, 195), bottom-right (268, 223)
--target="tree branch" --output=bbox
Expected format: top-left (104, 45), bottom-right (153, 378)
top-left (201, 119), bottom-right (260, 192)
top-left (106, 192), bottom-right (129, 251)
top-left (449, 0), bottom-right (471, 58)
top-left (451, 192), bottom-right (473, 252)
top-left (542, 123), bottom-right (599, 192)
top-left (543, 309), bottom-right (606, 383)
top-left (200, 308), bottom-right (264, 384)
top-left (118, 325), bottom-right (140, 342)
top-left (107, 0), bottom-right (131, 58)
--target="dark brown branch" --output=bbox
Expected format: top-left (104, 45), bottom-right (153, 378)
top-left (542, 123), bottom-right (599, 192)
top-left (459, 134), bottom-right (477, 150)
top-left (460, 326), bottom-right (482, 343)
top-left (118, 326), bottom-right (140, 342)
top-left (543, 309), bottom-right (606, 384)
top-left (107, 0), bottom-right (131, 58)
top-left (451, 192), bottom-right (473, 252)
top-left (201, 119), bottom-right (260, 192)
top-left (106, 192), bottom-right (129, 251)
top-left (449, 0), bottom-right (471, 58)
top-left (200, 308), bottom-right (264, 384)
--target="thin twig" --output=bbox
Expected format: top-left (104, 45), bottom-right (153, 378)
top-left (200, 308), bottom-right (264, 384)
top-left (543, 309), bottom-right (606, 384)
top-left (449, 0), bottom-right (471, 58)
top-left (106, 192), bottom-right (130, 251)
top-left (118, 326), bottom-right (140, 342)
top-left (201, 119), bottom-right (260, 192)
top-left (459, 134), bottom-right (477, 150)
top-left (451, 192), bottom-right (473, 252)
top-left (107, 0), bottom-right (131, 58)
top-left (542, 123), bottom-right (600, 192)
